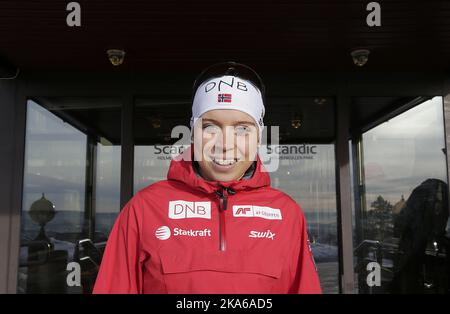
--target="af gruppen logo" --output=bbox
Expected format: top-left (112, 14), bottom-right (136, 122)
top-left (155, 226), bottom-right (171, 240)
top-left (233, 205), bottom-right (282, 220)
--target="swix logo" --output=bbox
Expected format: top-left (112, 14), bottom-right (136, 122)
top-left (249, 230), bottom-right (276, 240)
top-left (233, 205), bottom-right (282, 220)
top-left (169, 200), bottom-right (211, 219)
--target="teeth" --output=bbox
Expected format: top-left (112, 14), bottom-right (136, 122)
top-left (213, 158), bottom-right (237, 166)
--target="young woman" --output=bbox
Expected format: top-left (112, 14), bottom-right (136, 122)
top-left (93, 62), bottom-right (322, 294)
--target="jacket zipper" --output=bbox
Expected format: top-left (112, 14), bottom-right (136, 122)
top-left (216, 187), bottom-right (235, 251)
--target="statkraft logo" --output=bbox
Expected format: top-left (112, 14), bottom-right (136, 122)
top-left (233, 205), bottom-right (282, 220)
top-left (169, 200), bottom-right (211, 219)
top-left (155, 226), bottom-right (212, 240)
top-left (249, 230), bottom-right (276, 240)
top-left (174, 227), bottom-right (211, 237)
top-left (155, 226), bottom-right (171, 240)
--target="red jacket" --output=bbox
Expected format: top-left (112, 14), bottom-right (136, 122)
top-left (93, 146), bottom-right (322, 294)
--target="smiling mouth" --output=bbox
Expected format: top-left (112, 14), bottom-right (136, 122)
top-left (212, 157), bottom-right (239, 166)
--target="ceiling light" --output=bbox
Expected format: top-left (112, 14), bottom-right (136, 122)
top-left (291, 114), bottom-right (302, 129)
top-left (314, 98), bottom-right (327, 105)
top-left (106, 49), bottom-right (126, 66)
top-left (351, 49), bottom-right (370, 67)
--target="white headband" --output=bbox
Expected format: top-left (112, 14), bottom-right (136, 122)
top-left (190, 75), bottom-right (265, 141)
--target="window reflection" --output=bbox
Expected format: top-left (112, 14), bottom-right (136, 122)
top-left (261, 144), bottom-right (339, 293)
top-left (134, 96), bottom-right (191, 193)
top-left (354, 96), bottom-right (449, 293)
top-left (18, 99), bottom-right (121, 294)
top-left (134, 145), bottom-right (178, 192)
top-left (133, 98), bottom-right (191, 192)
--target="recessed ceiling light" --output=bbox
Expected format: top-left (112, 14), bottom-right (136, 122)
top-left (291, 114), bottom-right (302, 129)
top-left (351, 49), bottom-right (370, 67)
top-left (314, 98), bottom-right (327, 105)
top-left (106, 49), bottom-right (126, 66)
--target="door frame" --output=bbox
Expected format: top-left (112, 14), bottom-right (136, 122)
top-left (4, 71), bottom-right (450, 293)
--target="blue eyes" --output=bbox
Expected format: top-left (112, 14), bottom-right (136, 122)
top-left (235, 125), bottom-right (251, 135)
top-left (202, 124), bottom-right (251, 135)
top-left (203, 124), bottom-right (220, 133)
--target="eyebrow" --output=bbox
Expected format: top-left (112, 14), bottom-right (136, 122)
top-left (201, 118), bottom-right (257, 127)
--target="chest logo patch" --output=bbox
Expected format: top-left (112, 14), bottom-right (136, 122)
top-left (169, 200), bottom-right (211, 219)
top-left (249, 229), bottom-right (276, 240)
top-left (232, 205), bottom-right (282, 220)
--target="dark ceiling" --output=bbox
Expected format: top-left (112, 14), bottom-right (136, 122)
top-left (1, 0), bottom-right (450, 74)
top-left (4, 1), bottom-right (450, 143)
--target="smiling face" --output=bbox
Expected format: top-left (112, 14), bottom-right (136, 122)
top-left (192, 109), bottom-right (259, 182)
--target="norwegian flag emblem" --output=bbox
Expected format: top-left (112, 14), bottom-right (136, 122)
top-left (218, 93), bottom-right (232, 103)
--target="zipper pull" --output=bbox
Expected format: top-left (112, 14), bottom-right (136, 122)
top-left (216, 187), bottom-right (235, 252)
top-left (216, 187), bottom-right (235, 211)
top-left (216, 189), bottom-right (227, 211)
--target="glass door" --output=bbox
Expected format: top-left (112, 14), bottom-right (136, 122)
top-left (18, 98), bottom-right (122, 294)
top-left (353, 96), bottom-right (450, 293)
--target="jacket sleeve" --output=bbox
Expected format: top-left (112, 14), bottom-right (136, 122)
top-left (288, 210), bottom-right (322, 294)
top-left (93, 197), bottom-right (144, 294)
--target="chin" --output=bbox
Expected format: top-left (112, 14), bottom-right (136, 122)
top-left (201, 165), bottom-right (242, 182)
top-left (206, 171), bottom-right (240, 182)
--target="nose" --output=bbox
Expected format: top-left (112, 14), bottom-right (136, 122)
top-left (214, 126), bottom-right (235, 154)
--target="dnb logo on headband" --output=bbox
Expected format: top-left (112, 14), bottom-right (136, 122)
top-left (218, 93), bottom-right (232, 103)
top-left (204, 77), bottom-right (248, 93)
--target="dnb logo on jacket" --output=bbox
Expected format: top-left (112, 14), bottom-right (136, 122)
top-left (168, 200), bottom-right (211, 219)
